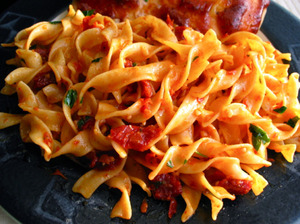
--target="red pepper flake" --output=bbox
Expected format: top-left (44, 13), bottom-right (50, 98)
top-left (166, 14), bottom-right (174, 31)
top-left (43, 132), bottom-right (52, 148)
top-left (268, 158), bottom-right (275, 163)
top-left (73, 140), bottom-right (80, 146)
top-left (124, 58), bottom-right (134, 67)
top-left (52, 169), bottom-right (67, 179)
top-left (140, 198), bottom-right (148, 214)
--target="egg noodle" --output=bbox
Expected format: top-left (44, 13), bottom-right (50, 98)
top-left (1, 5), bottom-right (300, 222)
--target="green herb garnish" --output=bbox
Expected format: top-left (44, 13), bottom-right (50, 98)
top-left (285, 116), bottom-right (300, 128)
top-left (64, 89), bottom-right (78, 108)
top-left (249, 124), bottom-right (270, 151)
top-left (49, 21), bottom-right (62, 24)
top-left (132, 62), bottom-right (137, 67)
top-left (193, 56), bottom-right (199, 62)
top-left (183, 159), bottom-right (188, 165)
top-left (195, 151), bottom-right (208, 158)
top-left (91, 57), bottom-right (102, 63)
top-left (273, 106), bottom-right (287, 114)
top-left (83, 9), bottom-right (95, 16)
top-left (144, 0), bottom-right (149, 2)
top-left (167, 160), bottom-right (174, 168)
top-left (78, 116), bottom-right (92, 130)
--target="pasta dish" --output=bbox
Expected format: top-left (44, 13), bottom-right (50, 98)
top-left (1, 5), bottom-right (299, 222)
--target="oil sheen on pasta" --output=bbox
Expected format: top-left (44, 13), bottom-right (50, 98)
top-left (1, 4), bottom-right (300, 222)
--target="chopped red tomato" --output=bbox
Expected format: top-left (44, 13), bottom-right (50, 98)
top-left (205, 168), bottom-right (253, 195)
top-left (217, 178), bottom-right (253, 195)
top-left (140, 80), bottom-right (153, 98)
top-left (150, 173), bottom-right (182, 218)
top-left (174, 26), bottom-right (187, 41)
top-left (109, 125), bottom-right (161, 151)
top-left (124, 58), bottom-right (134, 67)
top-left (85, 151), bottom-right (121, 170)
top-left (168, 198), bottom-right (177, 219)
top-left (33, 45), bottom-right (49, 62)
top-left (33, 72), bottom-right (56, 90)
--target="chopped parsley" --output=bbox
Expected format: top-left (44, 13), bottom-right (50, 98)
top-left (193, 56), bottom-right (199, 62)
top-left (91, 57), bottom-right (102, 63)
top-left (249, 124), bottom-right (270, 151)
top-left (167, 160), bottom-right (174, 168)
top-left (183, 159), bottom-right (188, 165)
top-left (195, 151), bottom-right (208, 158)
top-left (83, 9), bottom-right (95, 16)
top-left (132, 62), bottom-right (137, 67)
top-left (273, 106), bottom-right (287, 114)
top-left (285, 116), bottom-right (300, 128)
top-left (64, 89), bottom-right (78, 108)
top-left (78, 116), bottom-right (92, 130)
top-left (49, 21), bottom-right (62, 24)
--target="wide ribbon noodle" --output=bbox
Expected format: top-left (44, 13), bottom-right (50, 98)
top-left (1, 5), bottom-right (300, 222)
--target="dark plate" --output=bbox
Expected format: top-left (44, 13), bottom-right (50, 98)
top-left (1, 1), bottom-right (300, 224)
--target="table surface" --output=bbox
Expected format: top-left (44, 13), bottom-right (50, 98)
top-left (0, 0), bottom-right (300, 223)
